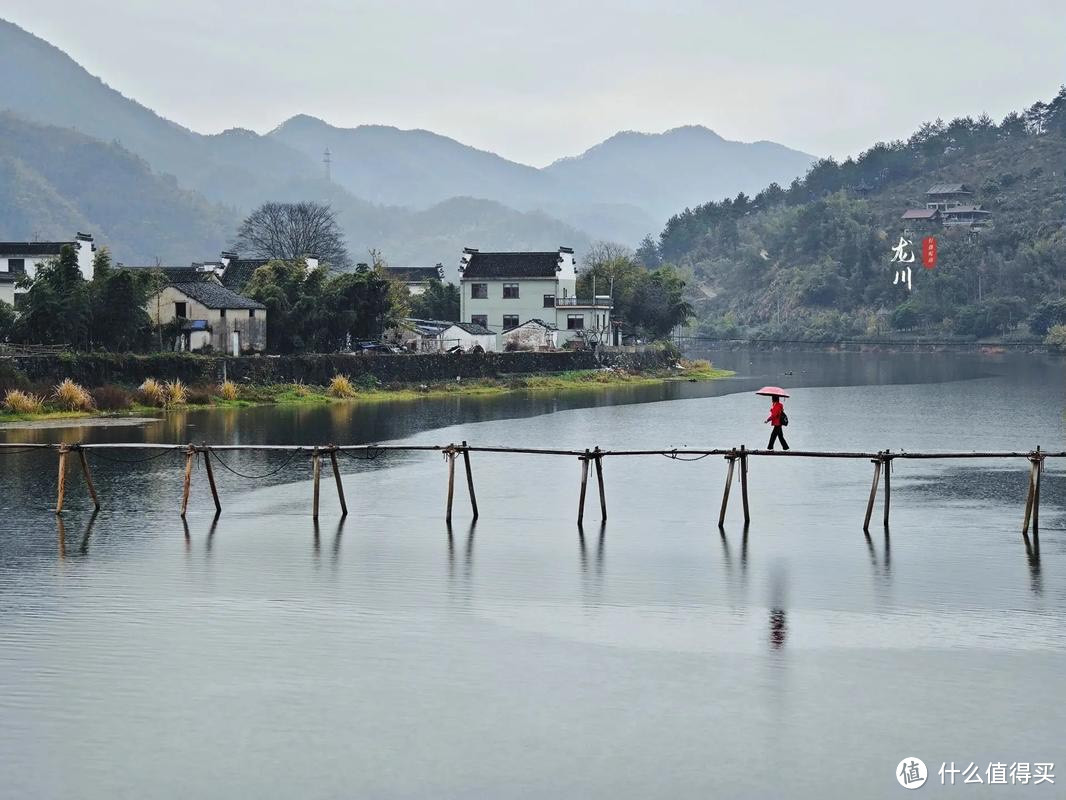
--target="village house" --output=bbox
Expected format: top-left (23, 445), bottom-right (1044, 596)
top-left (925, 183), bottom-right (973, 211)
top-left (501, 318), bottom-right (559, 350)
top-left (145, 278), bottom-right (267, 354)
top-left (217, 251), bottom-right (320, 293)
top-left (458, 247), bottom-right (612, 346)
top-left (384, 318), bottom-right (499, 352)
top-left (0, 232), bottom-right (95, 306)
top-left (900, 207), bottom-right (941, 231)
top-left (383, 264), bottom-right (445, 295)
top-left (941, 204), bottom-right (993, 228)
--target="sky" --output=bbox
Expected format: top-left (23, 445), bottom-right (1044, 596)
top-left (4, 0), bottom-right (1065, 166)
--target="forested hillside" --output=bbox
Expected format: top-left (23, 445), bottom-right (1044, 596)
top-left (0, 112), bottom-right (234, 261)
top-left (659, 90), bottom-right (1066, 340)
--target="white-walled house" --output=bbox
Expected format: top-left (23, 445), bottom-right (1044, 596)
top-left (0, 233), bottom-right (95, 306)
top-left (458, 247), bottom-right (612, 345)
top-left (501, 319), bottom-right (559, 350)
top-left (440, 322), bottom-right (498, 352)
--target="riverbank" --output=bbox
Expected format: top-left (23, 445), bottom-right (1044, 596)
top-left (0, 359), bottom-right (731, 426)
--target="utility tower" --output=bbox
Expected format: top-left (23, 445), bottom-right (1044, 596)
top-left (323, 148), bottom-right (332, 182)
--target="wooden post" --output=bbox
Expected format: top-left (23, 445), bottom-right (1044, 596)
top-left (1033, 448), bottom-right (1041, 536)
top-left (76, 448), bottom-right (101, 511)
top-left (577, 449), bottom-right (590, 525)
top-left (55, 445), bottom-right (69, 514)
top-left (312, 447), bottom-right (322, 520)
top-left (461, 441), bottom-right (478, 520)
top-left (201, 446), bottom-right (221, 515)
top-left (180, 445), bottom-right (194, 518)
top-left (1022, 458), bottom-right (1037, 534)
top-left (863, 454), bottom-right (882, 533)
top-left (593, 447), bottom-right (607, 522)
top-left (718, 453), bottom-right (736, 528)
top-left (739, 445), bottom-right (750, 525)
top-left (445, 445), bottom-right (456, 524)
top-left (329, 448), bottom-right (348, 517)
top-left (882, 454), bottom-right (891, 528)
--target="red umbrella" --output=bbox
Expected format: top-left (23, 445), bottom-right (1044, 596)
top-left (755, 386), bottom-right (790, 397)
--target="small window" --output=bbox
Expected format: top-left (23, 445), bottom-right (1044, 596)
top-left (502, 315), bottom-right (519, 330)
top-left (471, 283), bottom-right (488, 299)
top-left (567, 314), bottom-right (585, 330)
top-left (543, 294), bottom-right (555, 308)
top-left (471, 314), bottom-right (488, 328)
top-left (249, 309), bottom-right (256, 319)
top-left (220, 308), bottom-right (227, 319)
top-left (175, 302), bottom-right (187, 319)
top-left (502, 283), bottom-right (519, 299)
top-left (8, 258), bottom-right (25, 274)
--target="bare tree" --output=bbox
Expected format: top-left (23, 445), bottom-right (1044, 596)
top-left (232, 201), bottom-right (351, 269)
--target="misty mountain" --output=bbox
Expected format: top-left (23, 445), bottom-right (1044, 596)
top-left (0, 111), bottom-right (235, 262)
top-left (270, 115), bottom-right (816, 242)
top-left (0, 16), bottom-right (815, 265)
top-left (544, 126), bottom-right (817, 223)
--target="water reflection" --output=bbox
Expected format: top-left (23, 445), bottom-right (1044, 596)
top-left (56, 509), bottom-right (99, 559)
top-left (768, 566), bottom-right (789, 652)
top-left (1022, 529), bottom-right (1042, 596)
top-left (577, 523), bottom-right (606, 604)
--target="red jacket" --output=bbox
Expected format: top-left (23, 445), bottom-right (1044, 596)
top-left (767, 401), bottom-right (784, 426)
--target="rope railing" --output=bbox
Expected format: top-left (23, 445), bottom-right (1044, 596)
top-left (3, 441), bottom-right (1055, 536)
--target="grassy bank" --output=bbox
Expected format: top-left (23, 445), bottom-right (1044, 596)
top-left (0, 360), bottom-right (731, 425)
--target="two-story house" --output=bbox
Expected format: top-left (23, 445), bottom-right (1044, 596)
top-left (458, 247), bottom-right (612, 345)
top-left (0, 232), bottom-right (95, 306)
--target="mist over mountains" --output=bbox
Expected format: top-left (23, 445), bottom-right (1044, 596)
top-left (0, 18), bottom-right (816, 267)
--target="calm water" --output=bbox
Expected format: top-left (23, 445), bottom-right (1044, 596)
top-left (0, 351), bottom-right (1063, 799)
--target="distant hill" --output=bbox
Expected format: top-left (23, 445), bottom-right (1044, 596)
top-left (270, 115), bottom-right (816, 243)
top-left (544, 126), bottom-right (816, 225)
top-left (657, 92), bottom-right (1066, 340)
top-left (0, 112), bottom-right (234, 262)
top-left (0, 16), bottom-right (816, 264)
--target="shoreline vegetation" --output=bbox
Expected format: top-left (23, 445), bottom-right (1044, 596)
top-left (0, 359), bottom-right (731, 426)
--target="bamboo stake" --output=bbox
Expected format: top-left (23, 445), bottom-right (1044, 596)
top-left (329, 449), bottom-right (347, 517)
top-left (201, 447), bottom-right (221, 515)
top-left (863, 455), bottom-right (882, 533)
top-left (1032, 448), bottom-right (1041, 537)
top-left (55, 445), bottom-right (69, 514)
top-left (718, 453), bottom-right (736, 528)
top-left (312, 448), bottom-right (322, 520)
top-left (180, 445), bottom-right (194, 518)
top-left (1022, 459), bottom-right (1037, 534)
top-left (593, 447), bottom-right (607, 522)
top-left (76, 448), bottom-right (101, 510)
top-left (445, 445), bottom-right (456, 524)
top-left (461, 440), bottom-right (478, 520)
top-left (882, 454), bottom-right (891, 528)
top-left (739, 445), bottom-right (750, 524)
top-left (577, 449), bottom-right (590, 525)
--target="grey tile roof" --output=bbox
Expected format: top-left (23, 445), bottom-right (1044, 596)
top-left (461, 251), bottom-right (562, 279)
top-left (0, 241), bottom-right (72, 256)
top-left (221, 259), bottom-right (271, 292)
top-left (901, 209), bottom-right (939, 219)
top-left (926, 183), bottom-right (972, 195)
top-left (941, 205), bottom-right (989, 214)
top-left (171, 281), bottom-right (265, 310)
top-left (385, 266), bottom-right (443, 282)
top-left (449, 321), bottom-right (495, 336)
top-left (119, 265), bottom-right (220, 284)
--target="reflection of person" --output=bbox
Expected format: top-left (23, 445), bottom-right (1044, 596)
top-left (765, 395), bottom-right (789, 451)
top-left (769, 607), bottom-right (787, 650)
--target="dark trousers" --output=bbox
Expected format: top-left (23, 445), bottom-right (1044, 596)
top-left (768, 425), bottom-right (789, 450)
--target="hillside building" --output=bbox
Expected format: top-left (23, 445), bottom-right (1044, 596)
top-left (925, 183), bottom-right (973, 211)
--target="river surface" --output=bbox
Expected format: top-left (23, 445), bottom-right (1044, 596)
top-left (0, 351), bottom-right (1063, 799)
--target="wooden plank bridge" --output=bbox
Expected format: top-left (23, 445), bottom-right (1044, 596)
top-left (2, 442), bottom-right (1057, 537)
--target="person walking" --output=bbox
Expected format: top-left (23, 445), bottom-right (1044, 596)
top-left (765, 394), bottom-right (789, 451)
